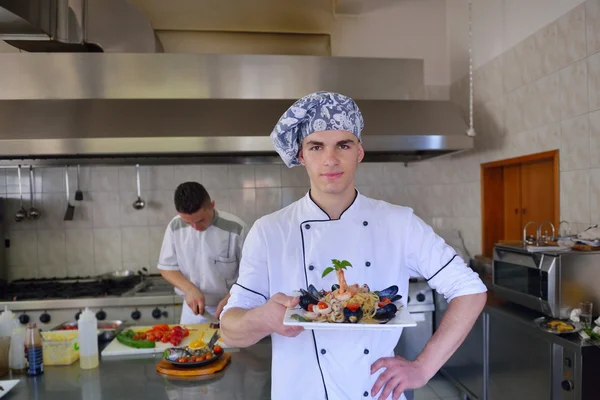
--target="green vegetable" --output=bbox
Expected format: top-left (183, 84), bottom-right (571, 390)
top-left (116, 331), bottom-right (156, 349)
top-left (290, 314), bottom-right (311, 322)
top-left (322, 259), bottom-right (352, 278)
top-left (583, 326), bottom-right (600, 341)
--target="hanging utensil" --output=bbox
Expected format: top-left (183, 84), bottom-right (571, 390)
top-left (75, 164), bottom-right (83, 201)
top-left (27, 166), bottom-right (40, 220)
top-left (132, 164), bottom-right (145, 210)
top-left (63, 166), bottom-right (75, 221)
top-left (14, 165), bottom-right (27, 222)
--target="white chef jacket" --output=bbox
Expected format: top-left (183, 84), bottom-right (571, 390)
top-left (222, 190), bottom-right (487, 400)
top-left (158, 210), bottom-right (248, 311)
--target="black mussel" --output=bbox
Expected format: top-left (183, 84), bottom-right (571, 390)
top-left (299, 291), bottom-right (319, 311)
top-left (308, 284), bottom-right (322, 299)
top-left (389, 294), bottom-right (403, 303)
top-left (376, 285), bottom-right (399, 300)
top-left (343, 306), bottom-right (364, 323)
top-left (331, 284), bottom-right (340, 292)
top-left (374, 303), bottom-right (398, 322)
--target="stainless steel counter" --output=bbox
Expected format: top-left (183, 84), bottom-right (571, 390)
top-left (5, 338), bottom-right (272, 400)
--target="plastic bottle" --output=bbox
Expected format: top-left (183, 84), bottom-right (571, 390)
top-left (78, 308), bottom-right (99, 369)
top-left (9, 327), bottom-right (26, 374)
top-left (25, 323), bottom-right (43, 376)
top-left (0, 306), bottom-right (17, 337)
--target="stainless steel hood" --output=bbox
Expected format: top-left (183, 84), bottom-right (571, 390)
top-left (0, 0), bottom-right (161, 52)
top-left (0, 52), bottom-right (474, 165)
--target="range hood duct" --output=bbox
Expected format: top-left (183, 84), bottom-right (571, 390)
top-left (0, 53), bottom-right (474, 165)
top-left (0, 0), bottom-right (161, 52)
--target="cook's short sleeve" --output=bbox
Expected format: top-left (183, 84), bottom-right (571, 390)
top-left (157, 225), bottom-right (180, 271)
top-left (405, 213), bottom-right (487, 302)
top-left (221, 220), bottom-right (270, 318)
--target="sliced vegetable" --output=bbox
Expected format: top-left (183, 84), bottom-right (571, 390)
top-left (346, 303), bottom-right (360, 312)
top-left (116, 331), bottom-right (156, 349)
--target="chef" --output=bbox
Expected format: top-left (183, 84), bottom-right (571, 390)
top-left (220, 92), bottom-right (487, 400)
top-left (158, 181), bottom-right (247, 324)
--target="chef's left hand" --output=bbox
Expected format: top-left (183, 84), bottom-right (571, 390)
top-left (215, 294), bottom-right (231, 319)
top-left (370, 356), bottom-right (431, 400)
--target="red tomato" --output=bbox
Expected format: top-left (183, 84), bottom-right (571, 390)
top-left (213, 345), bottom-right (223, 354)
top-left (307, 304), bottom-right (314, 312)
top-left (182, 328), bottom-right (189, 337)
top-left (317, 302), bottom-right (328, 310)
top-left (346, 303), bottom-right (360, 312)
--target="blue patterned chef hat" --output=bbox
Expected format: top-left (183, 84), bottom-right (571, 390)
top-left (270, 91), bottom-right (364, 168)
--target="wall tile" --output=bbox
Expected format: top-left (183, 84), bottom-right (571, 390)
top-left (280, 165), bottom-right (310, 187)
top-left (229, 189), bottom-right (256, 225)
top-left (590, 110), bottom-right (600, 167)
top-left (121, 227), bottom-right (150, 265)
top-left (282, 187), bottom-right (308, 208)
top-left (560, 59), bottom-right (589, 119)
top-left (557, 4), bottom-right (587, 67)
top-left (7, 231), bottom-right (38, 269)
top-left (229, 165), bottom-right (255, 188)
top-left (119, 191), bottom-right (150, 227)
top-left (118, 165), bottom-right (151, 194)
top-left (502, 48), bottom-right (524, 93)
top-left (93, 228), bottom-right (122, 273)
top-left (202, 165), bottom-right (231, 189)
top-left (90, 167), bottom-right (119, 192)
top-left (90, 192), bottom-right (121, 228)
top-left (589, 52), bottom-right (600, 112)
top-left (535, 72), bottom-right (562, 128)
top-left (65, 229), bottom-right (94, 276)
top-left (37, 230), bottom-right (66, 267)
top-left (560, 114), bottom-right (590, 170)
top-left (255, 165), bottom-right (281, 188)
top-left (172, 165), bottom-right (203, 185)
top-left (147, 166), bottom-right (176, 191)
top-left (589, 167), bottom-right (600, 223)
top-left (148, 226), bottom-right (167, 274)
top-left (560, 170), bottom-right (590, 224)
top-left (146, 190), bottom-right (176, 227)
top-left (256, 188), bottom-right (282, 216)
top-left (587, 0), bottom-right (600, 56)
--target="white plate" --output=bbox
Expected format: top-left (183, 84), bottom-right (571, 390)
top-left (282, 293), bottom-right (417, 330)
top-left (0, 380), bottom-right (19, 398)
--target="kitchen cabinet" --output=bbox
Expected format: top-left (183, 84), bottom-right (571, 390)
top-left (488, 311), bottom-right (552, 400)
top-left (437, 297), bottom-right (486, 400)
top-left (438, 302), bottom-right (599, 400)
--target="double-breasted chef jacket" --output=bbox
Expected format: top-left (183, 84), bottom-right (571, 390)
top-left (222, 190), bottom-right (487, 400)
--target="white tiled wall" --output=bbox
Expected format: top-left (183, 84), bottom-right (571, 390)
top-left (0, 163), bottom-right (418, 280)
top-left (414, 1), bottom-right (600, 256)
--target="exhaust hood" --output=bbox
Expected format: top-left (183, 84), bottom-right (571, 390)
top-left (0, 2), bottom-right (474, 165)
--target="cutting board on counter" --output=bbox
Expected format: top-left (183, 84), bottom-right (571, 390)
top-left (101, 323), bottom-right (231, 357)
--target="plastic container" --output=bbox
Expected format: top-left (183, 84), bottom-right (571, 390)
top-left (0, 306), bottom-right (18, 337)
top-left (78, 308), bottom-right (99, 369)
top-left (25, 323), bottom-right (43, 375)
top-left (40, 330), bottom-right (79, 366)
top-left (9, 327), bottom-right (26, 373)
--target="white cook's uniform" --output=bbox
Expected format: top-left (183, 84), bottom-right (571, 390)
top-left (222, 190), bottom-right (487, 400)
top-left (158, 210), bottom-right (248, 324)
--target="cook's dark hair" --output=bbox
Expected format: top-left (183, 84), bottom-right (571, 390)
top-left (174, 182), bottom-right (211, 214)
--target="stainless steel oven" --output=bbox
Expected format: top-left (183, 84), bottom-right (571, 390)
top-left (492, 244), bottom-right (600, 319)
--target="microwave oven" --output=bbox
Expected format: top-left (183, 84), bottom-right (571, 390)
top-left (492, 244), bottom-right (600, 319)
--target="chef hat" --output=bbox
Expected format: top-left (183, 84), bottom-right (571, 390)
top-left (270, 91), bottom-right (364, 168)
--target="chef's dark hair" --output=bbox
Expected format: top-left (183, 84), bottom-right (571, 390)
top-left (174, 182), bottom-right (212, 214)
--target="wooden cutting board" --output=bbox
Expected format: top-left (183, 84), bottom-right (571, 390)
top-left (156, 352), bottom-right (231, 377)
top-left (101, 323), bottom-right (231, 357)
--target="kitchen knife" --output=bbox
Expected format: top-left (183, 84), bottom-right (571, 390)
top-left (207, 330), bottom-right (220, 350)
top-left (202, 310), bottom-right (220, 324)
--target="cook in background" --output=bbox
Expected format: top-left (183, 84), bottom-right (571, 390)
top-left (158, 182), bottom-right (248, 324)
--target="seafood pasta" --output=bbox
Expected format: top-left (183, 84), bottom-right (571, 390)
top-left (291, 259), bottom-right (402, 324)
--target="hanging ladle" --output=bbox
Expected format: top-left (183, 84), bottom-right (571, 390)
top-left (27, 166), bottom-right (41, 220)
top-left (132, 164), bottom-right (145, 210)
top-left (14, 165), bottom-right (27, 222)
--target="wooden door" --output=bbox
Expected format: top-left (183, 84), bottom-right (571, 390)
top-left (503, 165), bottom-right (521, 241)
top-left (520, 159), bottom-right (556, 238)
top-left (481, 150), bottom-right (559, 258)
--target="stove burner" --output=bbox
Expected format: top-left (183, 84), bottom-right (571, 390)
top-left (1, 275), bottom-right (143, 301)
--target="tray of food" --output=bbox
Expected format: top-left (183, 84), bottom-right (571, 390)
top-left (534, 317), bottom-right (582, 335)
top-left (52, 320), bottom-right (124, 341)
top-left (283, 259), bottom-right (416, 330)
top-left (162, 331), bottom-right (224, 368)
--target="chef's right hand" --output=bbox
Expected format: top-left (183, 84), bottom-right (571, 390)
top-left (263, 293), bottom-right (304, 337)
top-left (185, 287), bottom-right (206, 315)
